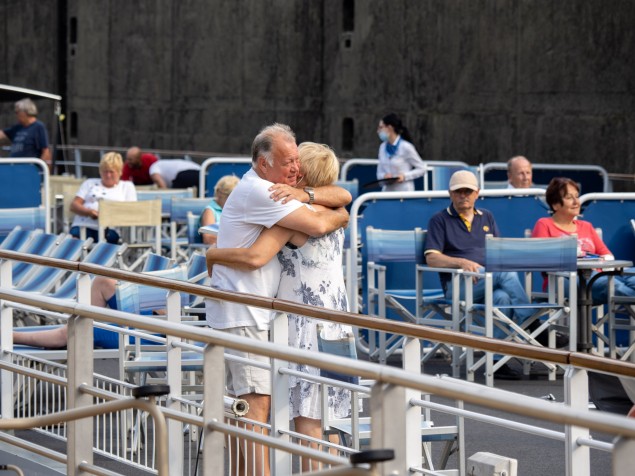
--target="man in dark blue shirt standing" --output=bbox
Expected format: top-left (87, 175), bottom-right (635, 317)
top-left (0, 98), bottom-right (51, 169)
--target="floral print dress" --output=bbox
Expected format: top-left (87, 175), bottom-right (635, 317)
top-left (277, 227), bottom-right (354, 420)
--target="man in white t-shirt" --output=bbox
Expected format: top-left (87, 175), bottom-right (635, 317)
top-left (148, 159), bottom-right (201, 189)
top-left (206, 123), bottom-right (349, 476)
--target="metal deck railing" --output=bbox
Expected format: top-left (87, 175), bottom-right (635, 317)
top-left (1, 250), bottom-right (635, 475)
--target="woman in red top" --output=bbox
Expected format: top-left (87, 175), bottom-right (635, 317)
top-left (531, 177), bottom-right (635, 302)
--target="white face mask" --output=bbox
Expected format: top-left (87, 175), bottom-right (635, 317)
top-left (378, 131), bottom-right (389, 142)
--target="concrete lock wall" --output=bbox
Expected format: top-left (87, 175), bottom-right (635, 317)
top-left (1, 1), bottom-right (634, 182)
top-left (0, 0), bottom-right (61, 141)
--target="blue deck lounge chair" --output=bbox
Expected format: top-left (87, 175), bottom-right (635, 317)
top-left (0, 226), bottom-right (41, 252)
top-left (16, 236), bottom-right (92, 293)
top-left (47, 241), bottom-right (128, 300)
top-left (11, 233), bottom-right (64, 285)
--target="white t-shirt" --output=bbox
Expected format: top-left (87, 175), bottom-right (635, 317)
top-left (206, 168), bottom-right (304, 330)
top-left (71, 179), bottom-right (137, 230)
top-left (148, 160), bottom-right (201, 187)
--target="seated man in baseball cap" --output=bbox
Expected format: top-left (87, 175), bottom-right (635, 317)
top-left (424, 170), bottom-right (537, 380)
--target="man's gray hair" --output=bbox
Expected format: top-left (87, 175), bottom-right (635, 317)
top-left (251, 123), bottom-right (296, 166)
top-left (14, 98), bottom-right (38, 117)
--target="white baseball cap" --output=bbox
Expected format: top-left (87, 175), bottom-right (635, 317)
top-left (449, 170), bottom-right (479, 191)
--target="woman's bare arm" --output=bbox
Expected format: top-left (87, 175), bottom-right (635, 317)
top-left (199, 209), bottom-right (217, 245)
top-left (70, 196), bottom-right (98, 219)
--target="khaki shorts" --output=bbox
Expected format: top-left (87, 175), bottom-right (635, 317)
top-left (224, 326), bottom-right (271, 397)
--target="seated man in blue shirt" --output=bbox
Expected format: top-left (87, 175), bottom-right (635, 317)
top-left (424, 170), bottom-right (536, 380)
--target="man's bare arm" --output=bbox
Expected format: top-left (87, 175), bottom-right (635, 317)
top-left (269, 184), bottom-right (352, 208)
top-left (277, 206), bottom-right (348, 237)
top-left (40, 147), bottom-right (52, 170)
top-left (151, 173), bottom-right (168, 189)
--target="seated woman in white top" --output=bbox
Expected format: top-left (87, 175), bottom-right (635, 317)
top-left (69, 152), bottom-right (137, 244)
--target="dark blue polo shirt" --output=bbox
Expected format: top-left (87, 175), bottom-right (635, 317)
top-left (424, 203), bottom-right (500, 290)
top-left (3, 120), bottom-right (49, 158)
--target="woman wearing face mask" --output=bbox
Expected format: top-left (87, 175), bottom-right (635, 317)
top-left (376, 112), bottom-right (426, 192)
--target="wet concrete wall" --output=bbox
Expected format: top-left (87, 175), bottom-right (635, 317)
top-left (0, 1), bottom-right (61, 138)
top-left (1, 1), bottom-right (634, 177)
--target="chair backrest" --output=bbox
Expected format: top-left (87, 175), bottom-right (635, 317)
top-left (481, 162), bottom-right (609, 193)
top-left (485, 235), bottom-right (577, 273)
top-left (0, 206), bottom-right (47, 240)
top-left (49, 175), bottom-right (83, 223)
top-left (142, 253), bottom-right (174, 272)
top-left (98, 200), bottom-right (162, 250)
top-left (579, 195), bottom-right (635, 262)
top-left (170, 197), bottom-right (210, 223)
top-left (0, 226), bottom-right (41, 252)
top-left (0, 160), bottom-right (45, 208)
top-left (99, 199), bottom-right (162, 228)
top-left (186, 212), bottom-right (206, 244)
top-left (115, 265), bottom-right (189, 314)
top-left (316, 325), bottom-right (359, 384)
top-left (137, 188), bottom-right (195, 216)
top-left (60, 182), bottom-right (83, 223)
top-left (200, 158), bottom-right (250, 197)
top-left (430, 164), bottom-right (473, 191)
top-left (48, 241), bottom-right (126, 299)
top-left (366, 226), bottom-right (425, 264)
top-left (335, 179), bottom-right (359, 203)
top-left (17, 235), bottom-right (91, 292)
top-left (187, 252), bottom-right (208, 284)
top-left (83, 241), bottom-right (126, 266)
top-left (11, 232), bottom-right (64, 283)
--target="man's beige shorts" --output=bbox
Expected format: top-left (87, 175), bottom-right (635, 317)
top-left (224, 326), bottom-right (271, 397)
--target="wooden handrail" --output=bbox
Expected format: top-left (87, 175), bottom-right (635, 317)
top-left (2, 249), bottom-right (635, 378)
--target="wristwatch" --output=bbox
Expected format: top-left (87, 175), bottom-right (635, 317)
top-left (304, 187), bottom-right (315, 205)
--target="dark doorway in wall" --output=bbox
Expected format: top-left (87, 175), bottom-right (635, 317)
top-left (342, 117), bottom-right (354, 152)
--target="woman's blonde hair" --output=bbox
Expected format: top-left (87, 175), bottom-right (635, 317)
top-left (99, 152), bottom-right (124, 174)
top-left (214, 175), bottom-right (240, 198)
top-left (298, 142), bottom-right (339, 188)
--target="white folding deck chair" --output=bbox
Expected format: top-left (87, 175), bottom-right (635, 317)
top-left (365, 226), bottom-right (452, 365)
top-left (168, 197), bottom-right (210, 260)
top-left (98, 199), bottom-right (163, 270)
top-left (116, 265), bottom-right (204, 384)
top-left (47, 241), bottom-right (128, 300)
top-left (10, 232), bottom-right (63, 285)
top-left (0, 206), bottom-right (47, 239)
top-left (607, 232), bottom-right (635, 359)
top-left (465, 235), bottom-right (577, 386)
top-left (15, 235), bottom-right (92, 293)
top-left (0, 226), bottom-right (41, 252)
